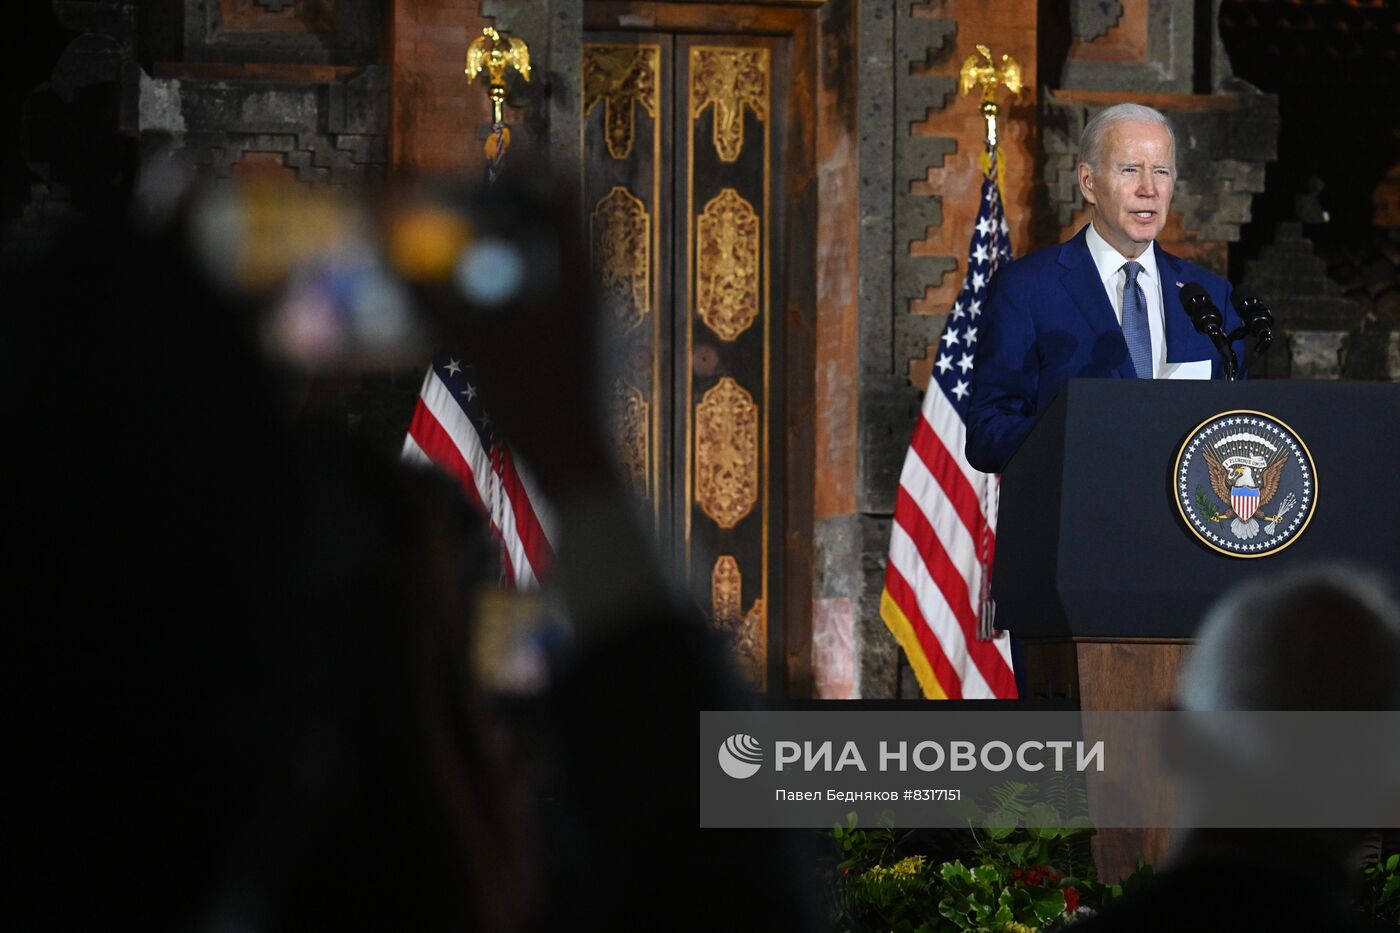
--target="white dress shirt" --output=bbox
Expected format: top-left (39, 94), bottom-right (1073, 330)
top-left (1084, 222), bottom-right (1165, 378)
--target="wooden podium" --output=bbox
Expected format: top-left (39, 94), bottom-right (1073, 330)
top-left (994, 378), bottom-right (1400, 877)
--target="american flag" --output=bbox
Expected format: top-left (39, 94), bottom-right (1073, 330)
top-left (879, 152), bottom-right (1018, 699)
top-left (403, 356), bottom-right (556, 589)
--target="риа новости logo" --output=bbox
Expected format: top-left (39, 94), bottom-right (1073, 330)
top-left (718, 733), bottom-right (763, 779)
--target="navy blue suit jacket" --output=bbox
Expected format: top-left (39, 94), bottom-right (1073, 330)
top-left (966, 226), bottom-right (1245, 473)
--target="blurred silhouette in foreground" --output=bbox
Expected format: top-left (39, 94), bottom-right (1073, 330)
top-left (2, 164), bottom-right (820, 932)
top-left (1073, 567), bottom-right (1400, 932)
top-left (399, 166), bottom-right (824, 933)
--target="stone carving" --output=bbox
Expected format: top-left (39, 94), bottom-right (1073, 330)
top-left (696, 188), bottom-right (760, 341)
top-left (711, 555), bottom-right (766, 688)
top-left (1070, 0), bottom-right (1124, 42)
top-left (690, 47), bottom-right (768, 162)
top-left (695, 377), bottom-right (759, 529)
top-left (583, 45), bottom-right (659, 160)
top-left (590, 185), bottom-right (651, 329)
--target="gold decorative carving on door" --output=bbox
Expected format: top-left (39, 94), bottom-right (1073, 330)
top-left (689, 47), bottom-right (768, 162)
top-left (611, 378), bottom-right (650, 499)
top-left (695, 376), bottom-right (758, 529)
top-left (711, 555), bottom-right (767, 688)
top-left (695, 187), bottom-right (759, 341)
top-left (582, 45), bottom-right (660, 160)
top-left (590, 185), bottom-right (651, 328)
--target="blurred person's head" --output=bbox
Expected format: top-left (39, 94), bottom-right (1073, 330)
top-left (1177, 566), bottom-right (1400, 712)
top-left (1167, 567), bottom-right (1400, 875)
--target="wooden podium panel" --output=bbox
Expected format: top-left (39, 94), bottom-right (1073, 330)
top-left (1023, 638), bottom-right (1189, 882)
top-left (1022, 639), bottom-right (1189, 710)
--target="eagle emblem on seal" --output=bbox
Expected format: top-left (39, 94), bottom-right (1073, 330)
top-left (1199, 433), bottom-right (1297, 539)
top-left (1174, 411), bottom-right (1315, 557)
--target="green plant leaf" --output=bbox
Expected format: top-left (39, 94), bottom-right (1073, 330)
top-left (1029, 886), bottom-right (1067, 924)
top-left (941, 860), bottom-right (973, 884)
top-left (1025, 801), bottom-right (1061, 829)
top-left (970, 864), bottom-right (1000, 886)
top-left (988, 781), bottom-right (1036, 813)
top-left (1007, 841), bottom-right (1034, 865)
top-left (945, 798), bottom-right (986, 824)
top-left (992, 888), bottom-right (1017, 926)
top-left (985, 809), bottom-right (1020, 838)
top-left (1195, 484), bottom-right (1218, 519)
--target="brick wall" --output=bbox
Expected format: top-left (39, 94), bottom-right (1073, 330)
top-left (390, 0), bottom-right (493, 177)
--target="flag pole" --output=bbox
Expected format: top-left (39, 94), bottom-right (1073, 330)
top-left (402, 26), bottom-right (548, 590)
top-left (465, 26), bottom-right (531, 183)
top-left (958, 45), bottom-right (1021, 642)
top-left (878, 45), bottom-right (1022, 698)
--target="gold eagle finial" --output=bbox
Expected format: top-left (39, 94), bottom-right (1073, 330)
top-left (466, 26), bottom-right (531, 126)
top-left (959, 44), bottom-right (1022, 150)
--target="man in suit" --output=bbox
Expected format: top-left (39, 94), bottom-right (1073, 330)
top-left (967, 103), bottom-right (1246, 473)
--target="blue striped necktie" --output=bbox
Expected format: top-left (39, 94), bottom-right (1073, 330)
top-left (1121, 260), bottom-right (1152, 379)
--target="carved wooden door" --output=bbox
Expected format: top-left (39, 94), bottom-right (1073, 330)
top-left (582, 32), bottom-right (786, 692)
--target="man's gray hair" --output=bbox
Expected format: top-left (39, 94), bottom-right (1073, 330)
top-left (1078, 102), bottom-right (1177, 172)
top-left (1176, 565), bottom-right (1400, 711)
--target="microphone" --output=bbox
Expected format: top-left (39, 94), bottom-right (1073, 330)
top-left (1228, 294), bottom-right (1274, 359)
top-left (1180, 283), bottom-right (1238, 380)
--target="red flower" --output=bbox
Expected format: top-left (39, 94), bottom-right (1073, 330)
top-left (1026, 869), bottom-right (1044, 886)
top-left (1011, 868), bottom-right (1022, 880)
top-left (1063, 885), bottom-right (1080, 913)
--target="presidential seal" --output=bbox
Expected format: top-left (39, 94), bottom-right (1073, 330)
top-left (1173, 410), bottom-right (1317, 557)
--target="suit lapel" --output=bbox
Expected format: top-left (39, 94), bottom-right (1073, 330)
top-left (1059, 226), bottom-right (1133, 377)
top-left (1156, 244), bottom-right (1201, 362)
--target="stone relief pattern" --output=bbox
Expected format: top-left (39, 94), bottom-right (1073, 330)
top-left (689, 47), bottom-right (768, 163)
top-left (695, 376), bottom-right (759, 530)
top-left (892, 7), bottom-right (959, 380)
top-left (183, 131), bottom-right (386, 185)
top-left (591, 185), bottom-right (652, 329)
top-left (1070, 0), bottom-right (1125, 42)
top-left (582, 44), bottom-right (660, 161)
top-left (696, 188), bottom-right (761, 342)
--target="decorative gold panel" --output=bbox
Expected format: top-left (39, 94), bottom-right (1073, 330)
top-left (590, 186), bottom-right (651, 329)
top-left (611, 378), bottom-right (650, 500)
top-left (695, 188), bottom-right (759, 342)
top-left (695, 376), bottom-right (759, 529)
top-left (689, 47), bottom-right (769, 162)
top-left (711, 555), bottom-right (766, 688)
top-left (583, 45), bottom-right (660, 160)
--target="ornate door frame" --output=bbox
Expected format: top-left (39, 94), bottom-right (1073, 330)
top-left (583, 2), bottom-right (822, 696)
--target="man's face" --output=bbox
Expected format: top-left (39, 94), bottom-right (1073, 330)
top-left (1078, 120), bottom-right (1175, 259)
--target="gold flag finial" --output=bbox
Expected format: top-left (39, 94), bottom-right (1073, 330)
top-left (465, 26), bottom-right (531, 126)
top-left (466, 26), bottom-right (531, 180)
top-left (958, 44), bottom-right (1022, 151)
